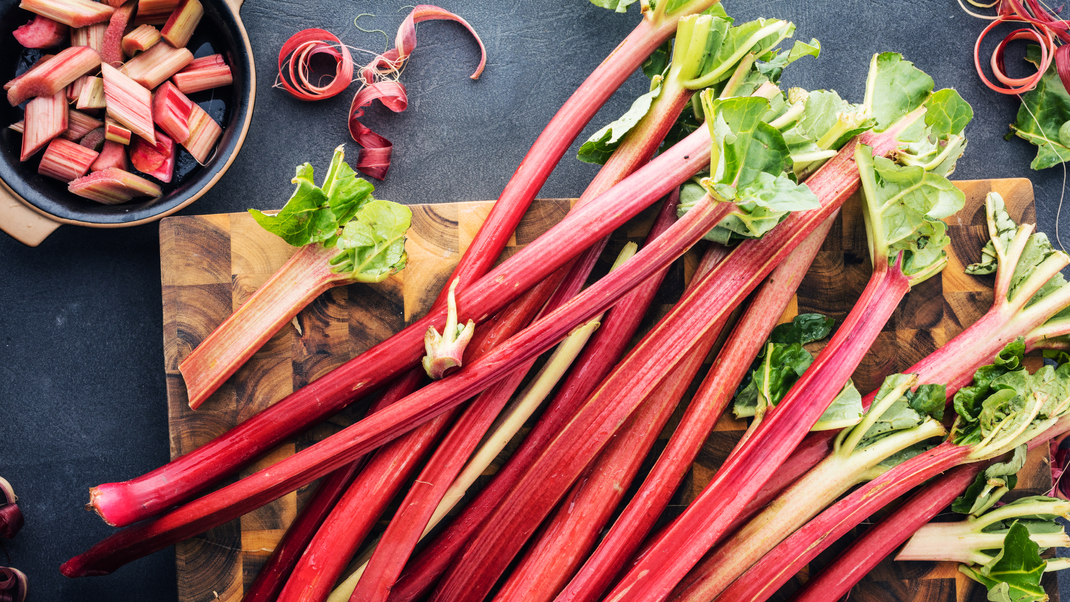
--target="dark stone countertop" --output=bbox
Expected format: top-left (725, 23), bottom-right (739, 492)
top-left (1, 0), bottom-right (1068, 600)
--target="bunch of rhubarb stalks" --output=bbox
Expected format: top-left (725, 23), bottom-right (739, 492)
top-left (58, 2), bottom-right (1070, 602)
top-left (6, 0), bottom-right (230, 204)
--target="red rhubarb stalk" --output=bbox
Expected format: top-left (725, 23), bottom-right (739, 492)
top-left (18, 0), bottom-right (114, 28)
top-left (38, 136), bottom-right (97, 181)
top-left (240, 375), bottom-right (420, 602)
top-left (160, 0), bottom-right (203, 48)
top-left (13, 14), bottom-right (68, 48)
top-left (89, 140), bottom-right (128, 171)
top-left (120, 24), bottom-right (161, 56)
top-left (67, 167), bottom-right (161, 204)
top-left (20, 89), bottom-right (67, 161)
top-left (100, 0), bottom-right (135, 66)
top-left (100, 63), bottom-right (154, 144)
top-left (60, 182), bottom-right (731, 578)
top-left (554, 213), bottom-right (836, 602)
top-left (130, 131), bottom-right (175, 182)
top-left (85, 111), bottom-right (714, 528)
top-left (172, 54), bottom-right (232, 93)
top-left (60, 108), bottom-right (102, 141)
top-left (6, 44), bottom-right (99, 106)
top-left (118, 41), bottom-right (193, 90)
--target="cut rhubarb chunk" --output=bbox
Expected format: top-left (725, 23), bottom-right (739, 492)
top-left (13, 14), bottom-right (68, 49)
top-left (4, 54), bottom-right (52, 92)
top-left (133, 0), bottom-right (179, 25)
top-left (18, 0), bottom-right (114, 28)
top-left (160, 0), bottom-right (202, 48)
top-left (151, 81), bottom-right (192, 142)
top-left (68, 167), bottom-right (161, 204)
top-left (6, 45), bottom-right (101, 106)
top-left (100, 63), bottom-right (154, 144)
top-left (104, 117), bottom-right (132, 145)
top-left (75, 75), bottom-right (105, 110)
top-left (79, 126), bottom-right (105, 150)
top-left (119, 41), bottom-right (193, 89)
top-left (66, 74), bottom-right (88, 102)
top-left (39, 137), bottom-right (98, 181)
top-left (172, 54), bottom-right (232, 94)
top-left (130, 131), bottom-right (174, 182)
top-left (21, 90), bottom-right (67, 161)
top-left (121, 24), bottom-right (161, 56)
top-left (70, 22), bottom-right (106, 53)
top-left (90, 140), bottom-right (128, 171)
top-left (60, 108), bottom-right (103, 141)
top-left (183, 104), bottom-right (220, 164)
top-left (100, 1), bottom-right (135, 66)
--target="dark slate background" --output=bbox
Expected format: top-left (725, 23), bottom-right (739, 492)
top-left (1, 0), bottom-right (1068, 600)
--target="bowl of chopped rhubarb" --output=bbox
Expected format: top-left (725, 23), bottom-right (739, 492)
top-left (0, 0), bottom-right (254, 246)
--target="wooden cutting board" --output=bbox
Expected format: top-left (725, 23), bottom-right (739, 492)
top-left (159, 178), bottom-right (1057, 602)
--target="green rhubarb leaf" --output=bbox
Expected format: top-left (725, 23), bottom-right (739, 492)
top-left (953, 447), bottom-right (1026, 516)
top-left (925, 88), bottom-right (974, 139)
top-left (642, 40), bottom-right (672, 80)
top-left (812, 381), bottom-right (864, 431)
top-left (578, 83), bottom-right (663, 165)
top-left (785, 89), bottom-right (873, 152)
top-left (960, 522), bottom-right (1048, 602)
top-left (863, 52), bottom-right (935, 133)
top-left (699, 171), bottom-right (820, 244)
top-left (967, 193), bottom-right (1019, 276)
top-left (770, 312), bottom-right (835, 345)
top-left (895, 89), bottom-right (972, 177)
top-left (323, 151), bottom-right (376, 226)
top-left (854, 374), bottom-right (937, 445)
top-left (855, 149), bottom-right (961, 282)
top-left (703, 94), bottom-right (792, 190)
top-left (1010, 60), bottom-right (1070, 170)
top-left (330, 200), bottom-right (412, 282)
top-left (250, 162), bottom-right (335, 247)
top-left (907, 383), bottom-right (946, 422)
top-left (755, 38), bottom-right (820, 83)
top-left (1013, 233), bottom-right (1068, 309)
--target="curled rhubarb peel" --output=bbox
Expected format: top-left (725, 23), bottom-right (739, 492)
top-left (0, 567), bottom-right (27, 602)
top-left (965, 0), bottom-right (1070, 95)
top-left (348, 6), bottom-right (487, 179)
top-left (0, 477), bottom-right (23, 540)
top-left (276, 29), bottom-right (354, 101)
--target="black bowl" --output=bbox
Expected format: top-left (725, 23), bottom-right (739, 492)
top-left (0, 0), bottom-right (255, 245)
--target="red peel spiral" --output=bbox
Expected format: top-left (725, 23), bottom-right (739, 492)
top-left (276, 28), bottom-right (354, 101)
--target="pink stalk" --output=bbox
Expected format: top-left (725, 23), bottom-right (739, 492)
top-left (152, 81), bottom-right (192, 142)
top-left (61, 182), bottom-right (730, 578)
top-left (90, 140), bottom-right (128, 171)
top-left (385, 228), bottom-right (727, 602)
top-left (172, 54), bottom-right (232, 94)
top-left (241, 375), bottom-right (420, 602)
top-left (788, 462), bottom-right (986, 602)
top-left (6, 44), bottom-right (100, 106)
top-left (13, 14), bottom-right (68, 48)
top-left (104, 118), bottom-right (132, 145)
top-left (181, 103), bottom-right (221, 163)
top-left (75, 76), bottom-right (105, 110)
top-left (18, 0), bottom-right (114, 28)
top-left (130, 131), bottom-right (175, 182)
top-left (67, 167), bottom-right (161, 204)
top-left (20, 89), bottom-right (67, 161)
top-left (160, 0), bottom-right (203, 48)
top-left (4, 53), bottom-right (51, 92)
top-left (38, 136), bottom-right (97, 181)
top-left (59, 108), bottom-right (101, 141)
top-left (70, 22), bottom-right (106, 53)
top-left (352, 199), bottom-right (682, 602)
top-left (121, 24), bottom-right (161, 56)
top-left (277, 274), bottom-right (565, 602)
top-left (594, 132), bottom-right (913, 602)
top-left (100, 63), bottom-right (154, 144)
top-left (82, 110), bottom-right (717, 529)
top-left (119, 41), bottom-right (194, 90)
top-left (554, 213), bottom-right (837, 602)
top-left (100, 0), bottom-right (136, 66)
top-left (133, 0), bottom-right (178, 25)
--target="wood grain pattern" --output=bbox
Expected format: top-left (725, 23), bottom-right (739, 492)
top-left (160, 179), bottom-right (1056, 602)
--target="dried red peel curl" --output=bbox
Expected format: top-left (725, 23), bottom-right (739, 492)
top-left (967, 0), bottom-right (1070, 95)
top-left (276, 28), bottom-right (354, 101)
top-left (348, 5), bottom-right (487, 179)
top-left (0, 478), bottom-right (22, 540)
top-left (0, 567), bottom-right (27, 602)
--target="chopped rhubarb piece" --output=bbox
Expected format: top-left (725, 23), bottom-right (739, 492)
top-left (19, 0), bottom-right (114, 28)
top-left (133, 0), bottom-right (178, 25)
top-left (68, 167), bottom-right (161, 204)
top-left (60, 108), bottom-right (102, 141)
top-left (70, 22), bottom-right (106, 53)
top-left (104, 117), bottom-right (132, 145)
top-left (5, 45), bottom-right (100, 106)
top-left (119, 41), bottom-right (193, 89)
top-left (75, 75), bottom-right (105, 110)
top-left (21, 90), bottom-right (67, 160)
top-left (100, 1), bottom-right (135, 66)
top-left (13, 14), bottom-right (68, 49)
top-left (79, 126), bottom-right (105, 150)
top-left (130, 130), bottom-right (174, 182)
top-left (90, 140), bottom-right (128, 171)
top-left (172, 54), bottom-right (232, 94)
top-left (4, 54), bottom-right (52, 92)
top-left (121, 24), bottom-right (161, 56)
top-left (100, 63), bottom-right (154, 144)
top-left (8, 121), bottom-right (24, 134)
top-left (183, 104), bottom-right (220, 163)
top-left (151, 80), bottom-right (192, 141)
top-left (66, 73), bottom-right (88, 101)
top-left (160, 0), bottom-right (202, 48)
top-left (39, 137), bottom-right (98, 181)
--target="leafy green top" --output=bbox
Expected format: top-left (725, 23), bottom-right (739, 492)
top-left (250, 146), bottom-right (412, 283)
